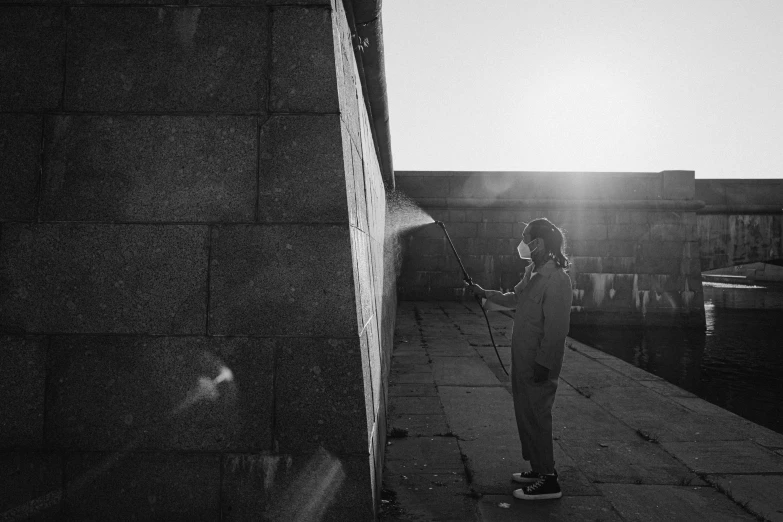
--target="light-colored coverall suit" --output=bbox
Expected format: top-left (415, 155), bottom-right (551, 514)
top-left (483, 260), bottom-right (573, 474)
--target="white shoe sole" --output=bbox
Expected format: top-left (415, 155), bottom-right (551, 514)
top-left (513, 489), bottom-right (563, 500)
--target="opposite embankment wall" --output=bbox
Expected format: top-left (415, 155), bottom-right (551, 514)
top-left (0, 2), bottom-right (391, 520)
top-left (395, 171), bottom-right (705, 328)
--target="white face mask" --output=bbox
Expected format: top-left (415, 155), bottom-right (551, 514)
top-left (517, 238), bottom-right (538, 260)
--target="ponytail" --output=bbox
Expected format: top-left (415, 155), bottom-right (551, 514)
top-left (528, 218), bottom-right (569, 269)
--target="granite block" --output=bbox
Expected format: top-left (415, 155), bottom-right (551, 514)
top-left (359, 328), bottom-right (376, 440)
top-left (270, 7), bottom-right (338, 113)
top-left (341, 123), bottom-right (359, 229)
top-left (65, 7), bottom-right (268, 112)
top-left (0, 224), bottom-right (208, 334)
top-left (209, 224), bottom-right (356, 336)
top-left (0, 452), bottom-right (62, 521)
top-left (606, 223), bottom-right (649, 241)
top-left (64, 452), bottom-right (220, 521)
top-left (333, 0), bottom-right (362, 148)
top-left (351, 135), bottom-right (369, 233)
top-left (596, 484), bottom-right (757, 521)
top-left (663, 170), bottom-right (695, 200)
top-left (41, 115), bottom-right (257, 222)
top-left (350, 227), bottom-right (374, 335)
top-left (0, 114), bottom-right (42, 222)
top-left (45, 336), bottom-right (273, 451)
top-left (259, 115), bottom-right (350, 223)
top-left (0, 336), bottom-right (46, 448)
top-left (275, 337), bottom-right (368, 454)
top-left (0, 7), bottom-right (64, 111)
top-left (477, 222), bottom-right (513, 238)
top-left (222, 451), bottom-right (373, 521)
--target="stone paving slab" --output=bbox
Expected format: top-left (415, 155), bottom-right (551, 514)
top-left (383, 471), bottom-right (477, 521)
top-left (705, 474), bottom-right (783, 522)
top-left (478, 494), bottom-right (623, 522)
top-left (432, 357), bottom-right (500, 386)
top-left (388, 372), bottom-right (435, 385)
top-left (387, 414), bottom-right (450, 437)
top-left (388, 384), bottom-right (438, 397)
top-left (553, 392), bottom-right (642, 443)
top-left (385, 437), bottom-right (464, 474)
top-left (425, 338), bottom-right (478, 357)
top-left (661, 440), bottom-right (783, 474)
top-left (596, 484), bottom-right (757, 521)
top-left (557, 439), bottom-right (704, 486)
top-left (388, 396), bottom-right (444, 416)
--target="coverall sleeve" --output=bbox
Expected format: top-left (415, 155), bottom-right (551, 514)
top-left (482, 289), bottom-right (518, 311)
top-left (535, 277), bottom-right (572, 369)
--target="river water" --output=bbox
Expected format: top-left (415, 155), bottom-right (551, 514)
top-left (569, 280), bottom-right (783, 435)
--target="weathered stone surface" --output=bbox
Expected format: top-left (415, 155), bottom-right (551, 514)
top-left (557, 439), bottom-right (700, 485)
top-left (706, 474), bottom-right (783, 522)
top-left (45, 336), bottom-right (273, 451)
top-left (65, 7), bottom-right (268, 112)
top-left (333, 0), bottom-right (362, 148)
top-left (223, 451), bottom-right (373, 522)
top-left (387, 396), bottom-right (442, 416)
top-left (0, 7), bottom-right (64, 111)
top-left (382, 471), bottom-right (475, 521)
top-left (387, 413), bottom-right (449, 437)
top-left (432, 357), bottom-right (500, 386)
top-left (0, 452), bottom-right (62, 521)
top-left (0, 115), bottom-right (41, 221)
top-left (270, 7), bottom-right (338, 113)
top-left (64, 452), bottom-right (221, 521)
top-left (388, 384), bottom-right (438, 397)
top-left (0, 336), bottom-right (46, 448)
top-left (275, 337), bottom-right (367, 454)
top-left (479, 494), bottom-right (623, 522)
top-left (660, 440), bottom-right (783, 474)
top-left (663, 170), bottom-right (695, 200)
top-left (259, 115), bottom-right (349, 223)
top-left (41, 115), bottom-right (257, 222)
top-left (596, 484), bottom-right (756, 521)
top-left (0, 224), bottom-right (208, 334)
top-left (209, 224), bottom-right (355, 336)
top-left (385, 436), bottom-right (463, 474)
top-left (351, 228), bottom-right (375, 333)
top-left (553, 393), bottom-right (641, 443)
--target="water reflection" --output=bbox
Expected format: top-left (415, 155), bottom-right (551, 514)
top-left (569, 281), bottom-right (783, 435)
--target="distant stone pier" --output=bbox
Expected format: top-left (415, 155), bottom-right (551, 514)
top-left (396, 170), bottom-right (706, 328)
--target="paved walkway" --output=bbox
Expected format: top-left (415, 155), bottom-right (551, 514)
top-left (380, 300), bottom-right (783, 522)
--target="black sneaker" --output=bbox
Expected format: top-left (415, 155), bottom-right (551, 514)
top-left (511, 470), bottom-right (541, 483)
top-left (511, 469), bottom-right (557, 484)
top-left (513, 474), bottom-right (562, 500)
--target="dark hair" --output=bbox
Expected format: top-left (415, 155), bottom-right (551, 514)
top-left (528, 218), bottom-right (569, 269)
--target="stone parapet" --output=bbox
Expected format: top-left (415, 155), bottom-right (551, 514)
top-left (396, 171), bottom-right (705, 327)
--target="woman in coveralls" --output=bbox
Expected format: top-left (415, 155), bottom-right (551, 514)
top-left (468, 218), bottom-right (572, 500)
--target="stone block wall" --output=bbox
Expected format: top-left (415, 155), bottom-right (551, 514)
top-left (0, 1), bottom-right (392, 520)
top-left (696, 179), bottom-right (783, 270)
top-left (396, 171), bottom-right (705, 327)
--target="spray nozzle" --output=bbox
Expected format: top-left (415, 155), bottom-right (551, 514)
top-left (434, 220), bottom-right (445, 228)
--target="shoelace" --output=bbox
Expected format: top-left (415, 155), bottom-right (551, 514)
top-left (527, 478), bottom-right (546, 492)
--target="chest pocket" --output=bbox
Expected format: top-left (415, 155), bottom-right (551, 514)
top-left (520, 284), bottom-right (546, 324)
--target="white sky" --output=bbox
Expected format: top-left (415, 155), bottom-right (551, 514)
top-left (383, 0), bottom-right (783, 179)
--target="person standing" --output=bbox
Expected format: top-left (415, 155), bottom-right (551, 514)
top-left (468, 217), bottom-right (573, 500)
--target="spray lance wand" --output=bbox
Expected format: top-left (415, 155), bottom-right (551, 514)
top-left (434, 221), bottom-right (509, 376)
